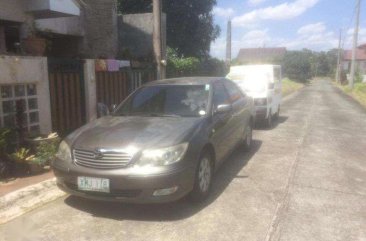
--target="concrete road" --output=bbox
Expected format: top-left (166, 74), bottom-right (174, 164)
top-left (1, 80), bottom-right (365, 241)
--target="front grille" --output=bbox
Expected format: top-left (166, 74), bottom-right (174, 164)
top-left (254, 98), bottom-right (267, 106)
top-left (73, 149), bottom-right (132, 169)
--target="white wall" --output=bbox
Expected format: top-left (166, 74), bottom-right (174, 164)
top-left (0, 55), bottom-right (52, 134)
top-left (35, 16), bottom-right (84, 36)
top-left (50, 0), bottom-right (80, 16)
top-left (26, 0), bottom-right (80, 16)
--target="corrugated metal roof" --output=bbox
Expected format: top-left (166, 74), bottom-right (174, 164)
top-left (236, 47), bottom-right (286, 62)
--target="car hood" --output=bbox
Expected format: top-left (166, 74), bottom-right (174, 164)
top-left (67, 116), bottom-right (202, 151)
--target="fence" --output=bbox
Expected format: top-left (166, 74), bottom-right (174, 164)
top-left (48, 58), bottom-right (86, 136)
top-left (96, 69), bottom-right (155, 110)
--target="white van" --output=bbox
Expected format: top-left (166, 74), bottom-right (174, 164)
top-left (226, 65), bottom-right (282, 127)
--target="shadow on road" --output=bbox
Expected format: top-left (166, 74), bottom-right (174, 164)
top-left (255, 115), bottom-right (289, 130)
top-left (64, 140), bottom-right (262, 221)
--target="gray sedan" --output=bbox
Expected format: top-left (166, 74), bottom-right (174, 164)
top-left (52, 77), bottom-right (255, 203)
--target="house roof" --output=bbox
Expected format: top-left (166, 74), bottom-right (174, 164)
top-left (343, 49), bottom-right (366, 61)
top-left (358, 43), bottom-right (366, 49)
top-left (236, 47), bottom-right (287, 63)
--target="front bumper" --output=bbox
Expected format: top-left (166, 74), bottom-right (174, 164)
top-left (53, 160), bottom-right (195, 203)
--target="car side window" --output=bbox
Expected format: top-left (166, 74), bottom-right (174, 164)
top-left (224, 81), bottom-right (244, 103)
top-left (212, 82), bottom-right (230, 108)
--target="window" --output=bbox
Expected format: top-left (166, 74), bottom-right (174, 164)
top-left (212, 82), bottom-right (230, 108)
top-left (0, 84), bottom-right (40, 133)
top-left (0, 21), bottom-right (21, 54)
top-left (223, 81), bottom-right (244, 103)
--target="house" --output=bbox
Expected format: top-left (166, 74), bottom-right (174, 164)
top-left (0, 0), bottom-right (119, 58)
top-left (0, 0), bottom-right (84, 134)
top-left (1, 0), bottom-right (166, 59)
top-left (0, 0), bottom-right (163, 135)
top-left (342, 44), bottom-right (366, 81)
top-left (236, 47), bottom-right (287, 64)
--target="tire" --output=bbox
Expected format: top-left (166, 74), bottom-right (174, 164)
top-left (274, 105), bottom-right (280, 119)
top-left (243, 123), bottom-right (252, 151)
top-left (190, 151), bottom-right (213, 202)
top-left (266, 110), bottom-right (273, 129)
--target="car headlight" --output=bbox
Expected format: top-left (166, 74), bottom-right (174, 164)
top-left (135, 143), bottom-right (188, 167)
top-left (56, 141), bottom-right (72, 162)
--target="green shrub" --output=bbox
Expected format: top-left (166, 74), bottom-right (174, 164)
top-left (34, 139), bottom-right (60, 165)
top-left (0, 129), bottom-right (11, 156)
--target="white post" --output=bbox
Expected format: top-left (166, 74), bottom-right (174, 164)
top-left (349, 0), bottom-right (361, 89)
top-left (84, 59), bottom-right (97, 122)
top-left (38, 58), bottom-right (52, 134)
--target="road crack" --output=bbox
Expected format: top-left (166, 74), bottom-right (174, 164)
top-left (264, 90), bottom-right (316, 241)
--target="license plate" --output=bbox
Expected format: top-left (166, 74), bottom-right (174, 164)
top-left (77, 177), bottom-right (110, 193)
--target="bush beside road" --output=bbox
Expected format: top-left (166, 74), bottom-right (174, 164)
top-left (282, 78), bottom-right (304, 96)
top-left (335, 82), bottom-right (366, 108)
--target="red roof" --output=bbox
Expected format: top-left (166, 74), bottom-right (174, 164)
top-left (358, 43), bottom-right (366, 49)
top-left (343, 49), bottom-right (366, 61)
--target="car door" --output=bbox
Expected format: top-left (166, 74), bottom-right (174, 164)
top-left (210, 81), bottom-right (235, 163)
top-left (223, 80), bottom-right (251, 145)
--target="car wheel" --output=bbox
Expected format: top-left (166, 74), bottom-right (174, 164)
top-left (190, 151), bottom-right (213, 202)
top-left (266, 110), bottom-right (273, 129)
top-left (243, 123), bottom-right (252, 151)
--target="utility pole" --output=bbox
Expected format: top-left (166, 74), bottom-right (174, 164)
top-left (336, 29), bottom-right (342, 83)
top-left (153, 0), bottom-right (165, 80)
top-left (226, 20), bottom-right (232, 67)
top-left (349, 0), bottom-right (361, 89)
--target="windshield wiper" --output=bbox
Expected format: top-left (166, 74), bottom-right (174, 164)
top-left (115, 112), bottom-right (181, 117)
top-left (149, 113), bottom-right (182, 118)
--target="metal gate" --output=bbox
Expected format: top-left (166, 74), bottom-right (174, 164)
top-left (48, 58), bottom-right (86, 136)
top-left (96, 69), bottom-right (155, 110)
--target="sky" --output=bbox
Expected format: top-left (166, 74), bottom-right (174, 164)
top-left (210, 0), bottom-right (366, 60)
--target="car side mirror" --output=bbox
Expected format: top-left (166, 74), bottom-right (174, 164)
top-left (215, 104), bottom-right (232, 114)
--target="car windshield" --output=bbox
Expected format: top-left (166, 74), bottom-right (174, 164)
top-left (114, 84), bottom-right (210, 117)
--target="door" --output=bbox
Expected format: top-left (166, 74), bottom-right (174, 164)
top-left (210, 81), bottom-right (235, 163)
top-left (224, 80), bottom-right (250, 144)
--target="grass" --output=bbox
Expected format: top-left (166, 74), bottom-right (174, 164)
top-left (282, 78), bottom-right (305, 96)
top-left (336, 82), bottom-right (366, 108)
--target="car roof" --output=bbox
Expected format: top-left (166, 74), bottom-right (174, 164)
top-left (144, 77), bottom-right (225, 86)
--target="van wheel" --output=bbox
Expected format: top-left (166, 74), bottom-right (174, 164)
top-left (274, 105), bottom-right (280, 119)
top-left (243, 123), bottom-right (252, 151)
top-left (190, 151), bottom-right (213, 202)
top-left (266, 111), bottom-right (273, 129)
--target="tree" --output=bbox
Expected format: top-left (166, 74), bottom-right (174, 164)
top-left (315, 52), bottom-right (331, 77)
top-left (118, 0), bottom-right (220, 59)
top-left (166, 47), bottom-right (227, 78)
top-left (282, 51), bottom-right (312, 82)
